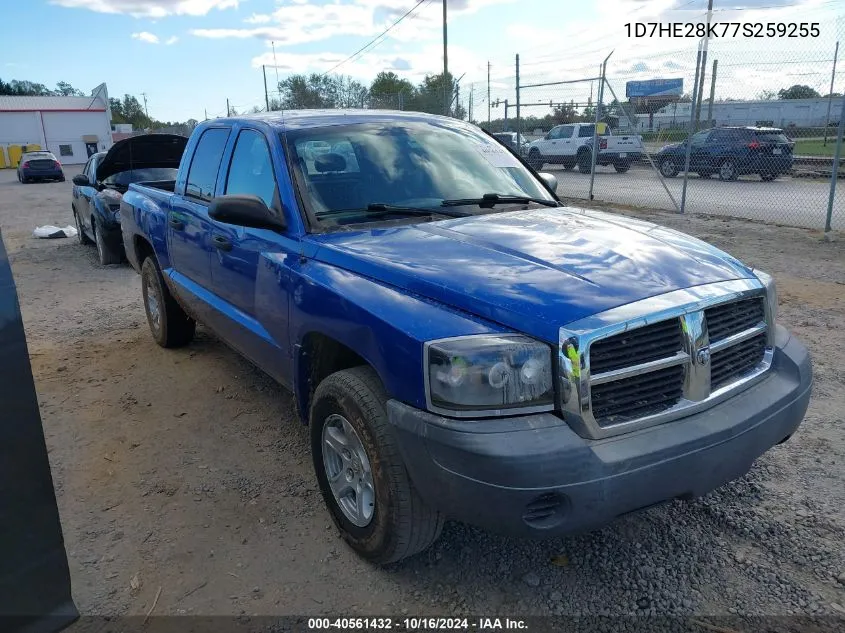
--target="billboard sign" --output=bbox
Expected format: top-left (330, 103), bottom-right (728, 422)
top-left (626, 78), bottom-right (683, 98)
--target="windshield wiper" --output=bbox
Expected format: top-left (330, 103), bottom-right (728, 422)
top-left (441, 193), bottom-right (559, 208)
top-left (365, 203), bottom-right (468, 218)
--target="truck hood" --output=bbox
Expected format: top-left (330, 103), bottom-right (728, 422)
top-left (96, 133), bottom-right (187, 182)
top-left (310, 207), bottom-right (753, 343)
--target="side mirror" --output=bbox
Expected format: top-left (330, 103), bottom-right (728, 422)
top-left (537, 172), bottom-right (558, 192)
top-left (72, 174), bottom-right (90, 187)
top-left (209, 194), bottom-right (286, 231)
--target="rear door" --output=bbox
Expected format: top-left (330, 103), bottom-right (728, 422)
top-left (73, 156), bottom-right (98, 236)
top-left (168, 127), bottom-right (231, 313)
top-left (0, 230), bottom-right (78, 633)
top-left (206, 127), bottom-right (293, 382)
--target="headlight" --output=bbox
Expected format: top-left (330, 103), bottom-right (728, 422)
top-left (753, 269), bottom-right (777, 323)
top-left (425, 335), bottom-right (554, 415)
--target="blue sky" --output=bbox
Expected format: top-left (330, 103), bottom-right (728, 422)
top-left (1, 0), bottom-right (842, 122)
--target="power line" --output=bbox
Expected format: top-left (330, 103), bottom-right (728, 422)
top-left (321, 0), bottom-right (430, 76)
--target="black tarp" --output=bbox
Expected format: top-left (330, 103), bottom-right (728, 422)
top-left (0, 229), bottom-right (78, 633)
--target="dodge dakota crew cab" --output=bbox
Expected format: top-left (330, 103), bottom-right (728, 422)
top-left (526, 122), bottom-right (644, 173)
top-left (121, 111), bottom-right (812, 564)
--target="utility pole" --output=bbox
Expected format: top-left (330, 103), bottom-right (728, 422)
top-left (442, 0), bottom-right (449, 116)
top-left (515, 54), bottom-right (521, 147)
top-left (823, 41), bottom-right (839, 147)
top-left (226, 98), bottom-right (230, 117)
top-left (204, 108), bottom-right (208, 121)
top-left (706, 59), bottom-right (718, 127)
top-left (141, 92), bottom-right (149, 120)
top-left (469, 83), bottom-right (473, 122)
top-left (487, 61), bottom-right (491, 124)
top-left (263, 65), bottom-right (270, 111)
top-left (694, 0), bottom-right (714, 131)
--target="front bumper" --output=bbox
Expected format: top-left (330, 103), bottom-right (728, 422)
top-left (387, 325), bottom-right (811, 537)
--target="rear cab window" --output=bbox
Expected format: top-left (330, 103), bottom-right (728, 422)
top-left (185, 128), bottom-right (231, 202)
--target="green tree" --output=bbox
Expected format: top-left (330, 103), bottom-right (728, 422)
top-left (55, 81), bottom-right (85, 97)
top-left (777, 84), bottom-right (821, 100)
top-left (369, 71), bottom-right (415, 109)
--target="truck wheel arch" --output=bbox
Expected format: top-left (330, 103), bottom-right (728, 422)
top-left (133, 235), bottom-right (155, 268)
top-left (295, 332), bottom-right (381, 425)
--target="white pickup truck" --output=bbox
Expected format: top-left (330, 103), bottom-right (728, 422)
top-left (526, 123), bottom-right (644, 174)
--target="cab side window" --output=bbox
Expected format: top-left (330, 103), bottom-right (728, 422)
top-left (225, 129), bottom-right (278, 210)
top-left (186, 128), bottom-right (231, 202)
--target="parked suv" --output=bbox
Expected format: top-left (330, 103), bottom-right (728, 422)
top-left (656, 126), bottom-right (794, 181)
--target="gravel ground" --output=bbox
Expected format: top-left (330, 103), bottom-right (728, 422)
top-left (1, 167), bottom-right (844, 623)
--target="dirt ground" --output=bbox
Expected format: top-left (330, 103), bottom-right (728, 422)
top-left (1, 167), bottom-right (844, 620)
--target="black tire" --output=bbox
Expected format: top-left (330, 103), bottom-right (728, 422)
top-left (577, 150), bottom-right (592, 174)
top-left (659, 157), bottom-right (680, 178)
top-left (58, 175), bottom-right (66, 182)
top-left (311, 366), bottom-right (444, 564)
top-left (760, 172), bottom-right (777, 182)
top-left (718, 159), bottom-right (738, 181)
top-left (16, 171), bottom-right (21, 183)
top-left (140, 256), bottom-right (196, 348)
top-left (94, 219), bottom-right (122, 265)
top-left (527, 149), bottom-right (543, 171)
top-left (614, 162), bottom-right (630, 173)
top-left (73, 208), bottom-right (92, 245)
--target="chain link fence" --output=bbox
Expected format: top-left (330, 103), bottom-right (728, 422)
top-left (490, 14), bottom-right (845, 233)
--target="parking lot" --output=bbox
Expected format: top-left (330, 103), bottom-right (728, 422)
top-left (551, 164), bottom-right (844, 230)
top-left (1, 166), bottom-right (844, 620)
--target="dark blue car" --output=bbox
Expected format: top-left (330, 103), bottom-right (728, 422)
top-left (17, 151), bottom-right (64, 183)
top-left (656, 126), bottom-right (794, 181)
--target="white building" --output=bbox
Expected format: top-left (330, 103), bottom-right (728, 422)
top-left (632, 96), bottom-right (844, 131)
top-left (0, 83), bottom-right (113, 167)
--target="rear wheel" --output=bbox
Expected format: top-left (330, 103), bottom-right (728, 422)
top-left (614, 162), bottom-right (630, 173)
top-left (527, 149), bottom-right (543, 171)
top-left (140, 256), bottom-right (196, 348)
top-left (311, 366), bottom-right (444, 564)
top-left (718, 159), bottom-right (739, 181)
top-left (760, 172), bottom-right (777, 182)
top-left (659, 158), bottom-right (679, 178)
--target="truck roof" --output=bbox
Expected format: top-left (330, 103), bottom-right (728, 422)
top-left (207, 109), bottom-right (460, 131)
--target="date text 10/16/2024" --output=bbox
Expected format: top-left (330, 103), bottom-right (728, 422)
top-left (307, 617), bottom-right (528, 631)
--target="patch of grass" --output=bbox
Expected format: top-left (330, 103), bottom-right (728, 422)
top-left (793, 139), bottom-right (840, 157)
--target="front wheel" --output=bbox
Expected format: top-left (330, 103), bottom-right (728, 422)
top-left (719, 159), bottom-right (739, 181)
top-left (577, 151), bottom-right (592, 173)
top-left (527, 149), bottom-right (543, 171)
top-left (311, 366), bottom-right (444, 564)
top-left (140, 256), bottom-right (196, 348)
top-left (94, 221), bottom-right (122, 265)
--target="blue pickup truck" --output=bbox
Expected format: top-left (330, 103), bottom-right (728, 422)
top-left (120, 111), bottom-right (812, 564)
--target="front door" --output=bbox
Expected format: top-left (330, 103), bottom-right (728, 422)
top-left (208, 128), bottom-right (293, 383)
top-left (167, 127), bottom-right (231, 320)
top-left (85, 142), bottom-right (98, 158)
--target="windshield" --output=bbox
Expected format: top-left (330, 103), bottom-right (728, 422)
top-left (282, 120), bottom-right (553, 228)
top-left (102, 167), bottom-right (179, 186)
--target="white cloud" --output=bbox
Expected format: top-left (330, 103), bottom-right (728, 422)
top-left (166, 36), bottom-right (179, 45)
top-left (244, 13), bottom-right (271, 24)
top-left (132, 31), bottom-right (160, 44)
top-left (193, 0), bottom-right (516, 46)
top-left (50, 0), bottom-right (239, 18)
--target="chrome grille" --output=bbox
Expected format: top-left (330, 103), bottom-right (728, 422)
top-left (559, 280), bottom-right (775, 440)
top-left (711, 332), bottom-right (767, 390)
top-left (592, 364), bottom-right (684, 426)
top-left (589, 318), bottom-right (683, 373)
top-left (705, 297), bottom-right (765, 342)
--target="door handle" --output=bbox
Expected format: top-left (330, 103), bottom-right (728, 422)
top-left (169, 217), bottom-right (185, 230)
top-left (212, 235), bottom-right (232, 252)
